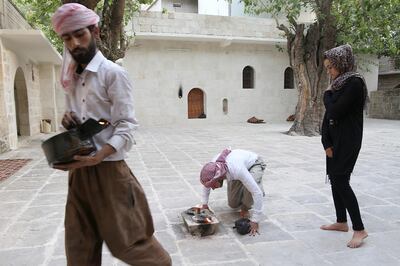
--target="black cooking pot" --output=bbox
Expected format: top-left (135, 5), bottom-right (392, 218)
top-left (41, 118), bottom-right (109, 166)
top-left (233, 218), bottom-right (251, 235)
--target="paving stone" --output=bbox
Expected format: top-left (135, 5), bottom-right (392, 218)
top-left (0, 247), bottom-right (46, 266)
top-left (51, 231), bottom-right (65, 257)
top-left (153, 213), bottom-right (169, 231)
top-left (0, 190), bottom-right (35, 203)
top-left (160, 196), bottom-right (198, 210)
top-left (386, 197), bottom-right (400, 205)
top-left (235, 221), bottom-right (294, 244)
top-left (0, 218), bottom-right (10, 233)
top-left (30, 193), bottom-right (67, 206)
top-left (0, 202), bottom-right (27, 218)
top-left (289, 193), bottom-right (330, 205)
top-left (5, 180), bottom-right (44, 190)
top-left (177, 237), bottom-right (248, 264)
top-left (263, 199), bottom-right (309, 216)
top-left (18, 205), bottom-right (64, 222)
top-left (11, 220), bottom-right (60, 247)
top-left (324, 246), bottom-right (399, 266)
top-left (154, 230), bottom-right (178, 254)
top-left (304, 203), bottom-right (336, 217)
top-left (39, 182), bottom-right (67, 194)
top-left (47, 257), bottom-right (67, 266)
top-left (370, 185), bottom-right (400, 197)
top-left (363, 205), bottom-right (400, 223)
top-left (0, 120), bottom-right (399, 265)
top-left (372, 231), bottom-right (400, 260)
top-left (271, 212), bottom-right (329, 232)
top-left (357, 193), bottom-right (392, 208)
top-left (247, 241), bottom-right (332, 266)
top-left (292, 230), bottom-right (360, 254)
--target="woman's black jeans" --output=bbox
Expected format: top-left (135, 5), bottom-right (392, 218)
top-left (330, 174), bottom-right (364, 231)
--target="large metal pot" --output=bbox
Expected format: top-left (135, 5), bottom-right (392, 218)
top-left (41, 118), bottom-right (109, 166)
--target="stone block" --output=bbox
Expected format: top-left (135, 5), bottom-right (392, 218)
top-left (181, 209), bottom-right (220, 236)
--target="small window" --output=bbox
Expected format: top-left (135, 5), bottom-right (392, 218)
top-left (173, 3), bottom-right (182, 8)
top-left (284, 67), bottom-right (294, 89)
top-left (222, 98), bottom-right (228, 114)
top-left (243, 66), bottom-right (254, 89)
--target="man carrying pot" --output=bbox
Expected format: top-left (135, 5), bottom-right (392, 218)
top-left (51, 3), bottom-right (171, 265)
top-left (200, 148), bottom-right (267, 236)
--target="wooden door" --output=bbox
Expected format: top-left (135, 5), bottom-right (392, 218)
top-left (188, 88), bottom-right (204, 119)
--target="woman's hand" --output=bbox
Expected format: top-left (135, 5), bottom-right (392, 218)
top-left (325, 147), bottom-right (333, 158)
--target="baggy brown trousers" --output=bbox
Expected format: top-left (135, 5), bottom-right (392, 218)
top-left (65, 161), bottom-right (171, 266)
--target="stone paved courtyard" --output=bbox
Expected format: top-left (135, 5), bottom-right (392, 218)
top-left (0, 119), bottom-right (400, 266)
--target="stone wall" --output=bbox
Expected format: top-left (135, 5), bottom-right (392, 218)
top-left (369, 87), bottom-right (400, 120)
top-left (125, 40), bottom-right (298, 125)
top-left (0, 41), bottom-right (8, 151)
top-left (368, 56), bottom-right (400, 120)
top-left (131, 11), bottom-right (282, 39)
top-left (39, 64), bottom-right (59, 131)
top-left (378, 73), bottom-right (400, 90)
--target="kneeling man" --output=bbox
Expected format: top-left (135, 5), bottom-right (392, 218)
top-left (200, 149), bottom-right (266, 236)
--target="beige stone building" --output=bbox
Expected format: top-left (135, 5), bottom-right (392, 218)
top-left (0, 0), bottom-right (62, 152)
top-left (125, 0), bottom-right (378, 126)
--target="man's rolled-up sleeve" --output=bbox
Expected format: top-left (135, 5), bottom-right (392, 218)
top-left (106, 68), bottom-right (138, 152)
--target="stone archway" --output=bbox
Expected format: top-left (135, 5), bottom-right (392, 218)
top-left (14, 67), bottom-right (30, 136)
top-left (188, 88), bottom-right (205, 119)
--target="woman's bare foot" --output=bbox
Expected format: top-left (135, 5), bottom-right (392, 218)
top-left (320, 222), bottom-right (349, 232)
top-left (347, 230), bottom-right (368, 248)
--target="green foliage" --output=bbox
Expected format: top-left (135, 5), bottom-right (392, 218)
top-left (241, 0), bottom-right (400, 57)
top-left (12, 0), bottom-right (152, 54)
top-left (12, 0), bottom-right (63, 52)
top-left (334, 0), bottom-right (400, 57)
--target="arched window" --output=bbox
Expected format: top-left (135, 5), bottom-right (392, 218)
top-left (222, 98), bottom-right (228, 114)
top-left (242, 66), bottom-right (254, 89)
top-left (284, 67), bottom-right (294, 89)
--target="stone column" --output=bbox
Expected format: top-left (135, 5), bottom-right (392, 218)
top-left (39, 63), bottom-right (58, 131)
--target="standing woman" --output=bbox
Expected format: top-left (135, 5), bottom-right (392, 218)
top-left (321, 44), bottom-right (368, 248)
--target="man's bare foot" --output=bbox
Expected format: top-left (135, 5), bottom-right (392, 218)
top-left (347, 230), bottom-right (368, 248)
top-left (240, 210), bottom-right (249, 218)
top-left (320, 222), bottom-right (349, 232)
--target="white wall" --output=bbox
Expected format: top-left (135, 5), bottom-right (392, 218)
top-left (357, 54), bottom-right (379, 92)
top-left (198, 0), bottom-right (229, 16)
top-left (124, 40), bottom-right (298, 126)
top-left (161, 0), bottom-right (198, 13)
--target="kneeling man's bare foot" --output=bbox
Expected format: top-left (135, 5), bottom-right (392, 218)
top-left (320, 222), bottom-right (349, 232)
top-left (240, 209), bottom-right (250, 218)
top-left (347, 230), bottom-right (368, 248)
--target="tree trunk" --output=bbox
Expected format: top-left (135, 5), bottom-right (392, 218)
top-left (62, 0), bottom-right (99, 10)
top-left (282, 1), bottom-right (337, 136)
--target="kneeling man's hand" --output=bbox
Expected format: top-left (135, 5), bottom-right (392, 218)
top-left (249, 221), bottom-right (259, 236)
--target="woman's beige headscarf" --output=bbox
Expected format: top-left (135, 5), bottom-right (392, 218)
top-left (324, 44), bottom-right (368, 107)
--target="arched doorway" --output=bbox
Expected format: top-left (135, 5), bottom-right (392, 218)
top-left (188, 88), bottom-right (205, 119)
top-left (14, 68), bottom-right (30, 136)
